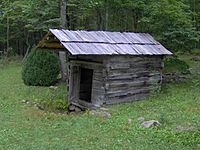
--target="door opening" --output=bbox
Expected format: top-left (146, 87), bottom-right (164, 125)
top-left (79, 68), bottom-right (93, 102)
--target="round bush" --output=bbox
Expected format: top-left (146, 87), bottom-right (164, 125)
top-left (22, 49), bottom-right (60, 86)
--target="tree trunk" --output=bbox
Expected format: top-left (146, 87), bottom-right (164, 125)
top-left (60, 0), bottom-right (68, 82)
top-left (23, 33), bottom-right (31, 62)
top-left (60, 0), bottom-right (67, 28)
top-left (104, 0), bottom-right (109, 30)
top-left (6, 17), bottom-right (9, 56)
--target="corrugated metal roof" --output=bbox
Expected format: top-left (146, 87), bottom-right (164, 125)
top-left (49, 29), bottom-right (172, 55)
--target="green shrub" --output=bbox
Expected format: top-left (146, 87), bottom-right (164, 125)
top-left (164, 57), bottom-right (190, 74)
top-left (36, 98), bottom-right (68, 112)
top-left (191, 49), bottom-right (200, 55)
top-left (22, 49), bottom-right (60, 86)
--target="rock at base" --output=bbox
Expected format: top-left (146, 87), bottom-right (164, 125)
top-left (74, 107), bottom-right (82, 112)
top-left (68, 104), bottom-right (83, 113)
top-left (141, 120), bottom-right (161, 128)
top-left (68, 104), bottom-right (76, 111)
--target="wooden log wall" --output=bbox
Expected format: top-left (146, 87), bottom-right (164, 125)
top-left (103, 56), bottom-right (163, 104)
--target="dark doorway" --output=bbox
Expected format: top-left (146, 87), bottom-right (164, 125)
top-left (79, 68), bottom-right (93, 102)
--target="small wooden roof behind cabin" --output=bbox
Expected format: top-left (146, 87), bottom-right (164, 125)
top-left (38, 29), bottom-right (172, 55)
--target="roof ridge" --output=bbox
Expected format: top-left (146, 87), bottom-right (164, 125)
top-left (51, 28), bottom-right (150, 34)
top-left (61, 41), bottom-right (159, 45)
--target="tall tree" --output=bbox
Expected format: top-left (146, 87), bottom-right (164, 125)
top-left (6, 13), bottom-right (9, 56)
top-left (59, 0), bottom-right (68, 82)
top-left (0, 0), bottom-right (199, 54)
top-left (104, 0), bottom-right (109, 30)
top-left (60, 0), bottom-right (67, 28)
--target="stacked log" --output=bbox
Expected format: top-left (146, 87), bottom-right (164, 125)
top-left (104, 56), bottom-right (163, 104)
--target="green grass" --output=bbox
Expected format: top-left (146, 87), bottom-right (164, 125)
top-left (0, 55), bottom-right (200, 150)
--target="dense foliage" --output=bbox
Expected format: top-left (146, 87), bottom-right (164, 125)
top-left (164, 57), bottom-right (190, 74)
top-left (0, 0), bottom-right (199, 55)
top-left (22, 49), bottom-right (60, 86)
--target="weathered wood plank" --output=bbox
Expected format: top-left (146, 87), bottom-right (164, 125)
top-left (91, 68), bottom-right (106, 105)
top-left (106, 86), bottom-right (156, 98)
top-left (107, 56), bottom-right (162, 63)
top-left (70, 60), bottom-right (103, 67)
top-left (108, 62), bottom-right (162, 71)
top-left (107, 72), bottom-right (161, 81)
top-left (105, 93), bottom-right (150, 105)
top-left (77, 55), bottom-right (104, 63)
top-left (107, 82), bottom-right (158, 91)
top-left (68, 66), bottom-right (80, 103)
top-left (107, 76), bottom-right (149, 85)
top-left (109, 67), bottom-right (153, 73)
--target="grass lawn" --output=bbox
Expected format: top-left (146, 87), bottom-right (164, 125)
top-left (0, 55), bottom-right (200, 150)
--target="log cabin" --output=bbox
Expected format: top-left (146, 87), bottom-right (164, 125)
top-left (38, 29), bottom-right (172, 108)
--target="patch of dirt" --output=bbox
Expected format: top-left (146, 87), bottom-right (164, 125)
top-left (23, 107), bottom-right (45, 118)
top-left (191, 55), bottom-right (200, 61)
